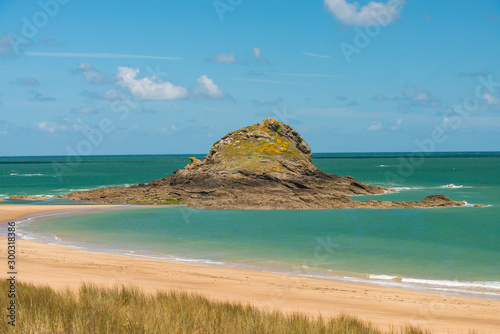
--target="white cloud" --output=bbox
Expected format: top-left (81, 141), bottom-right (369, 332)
top-left (158, 125), bottom-right (178, 135)
top-left (324, 0), bottom-right (406, 26)
top-left (35, 118), bottom-right (98, 134)
top-left (367, 121), bottom-right (383, 131)
top-left (390, 118), bottom-right (402, 130)
top-left (194, 75), bottom-right (226, 100)
top-left (74, 62), bottom-right (113, 85)
top-left (252, 47), bottom-right (269, 63)
top-left (253, 47), bottom-right (262, 58)
top-left (483, 92), bottom-right (499, 105)
top-left (116, 66), bottom-right (188, 100)
top-left (396, 85), bottom-right (441, 110)
top-left (35, 121), bottom-right (62, 133)
top-left (206, 52), bottom-right (237, 64)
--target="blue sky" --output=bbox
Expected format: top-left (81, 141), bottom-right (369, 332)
top-left (1, 0), bottom-right (499, 156)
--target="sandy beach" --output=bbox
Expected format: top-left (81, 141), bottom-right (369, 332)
top-left (1, 204), bottom-right (499, 333)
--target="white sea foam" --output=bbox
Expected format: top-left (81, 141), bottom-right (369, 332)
top-left (389, 186), bottom-right (422, 191)
top-left (438, 184), bottom-right (471, 189)
top-left (401, 277), bottom-right (500, 292)
top-left (10, 173), bottom-right (45, 177)
top-left (369, 274), bottom-right (400, 280)
top-left (388, 184), bottom-right (473, 192)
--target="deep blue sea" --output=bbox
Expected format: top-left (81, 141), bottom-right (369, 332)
top-left (1, 153), bottom-right (499, 299)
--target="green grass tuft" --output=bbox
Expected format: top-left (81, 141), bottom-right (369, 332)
top-left (0, 281), bottom-right (434, 334)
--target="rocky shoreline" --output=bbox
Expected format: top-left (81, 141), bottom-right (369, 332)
top-left (53, 118), bottom-right (465, 210)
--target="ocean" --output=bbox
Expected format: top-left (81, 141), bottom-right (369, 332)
top-left (1, 153), bottom-right (499, 299)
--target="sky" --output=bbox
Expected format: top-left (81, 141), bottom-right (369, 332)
top-left (0, 0), bottom-right (499, 156)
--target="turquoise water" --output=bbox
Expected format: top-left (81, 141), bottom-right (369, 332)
top-left (1, 153), bottom-right (499, 298)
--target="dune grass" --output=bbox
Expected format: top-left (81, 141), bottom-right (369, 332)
top-left (0, 280), bottom-right (431, 334)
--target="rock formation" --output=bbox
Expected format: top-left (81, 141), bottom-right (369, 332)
top-left (60, 118), bottom-right (464, 209)
top-left (9, 195), bottom-right (51, 201)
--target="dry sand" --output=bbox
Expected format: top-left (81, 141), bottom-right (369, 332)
top-left (0, 204), bottom-right (499, 333)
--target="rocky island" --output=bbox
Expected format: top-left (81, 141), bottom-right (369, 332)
top-left (61, 118), bottom-right (464, 210)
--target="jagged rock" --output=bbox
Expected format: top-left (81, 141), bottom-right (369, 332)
top-left (9, 195), bottom-right (51, 201)
top-left (61, 118), bottom-right (464, 209)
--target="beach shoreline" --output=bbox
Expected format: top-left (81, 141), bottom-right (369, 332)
top-left (1, 204), bottom-right (499, 333)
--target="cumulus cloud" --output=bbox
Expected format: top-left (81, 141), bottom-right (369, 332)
top-left (373, 86), bottom-right (441, 111)
top-left (390, 118), bottom-right (402, 130)
top-left (35, 117), bottom-right (96, 134)
top-left (324, 0), bottom-right (406, 26)
top-left (367, 121), bottom-right (383, 131)
top-left (206, 52), bottom-right (237, 64)
top-left (400, 86), bottom-right (440, 107)
top-left (35, 121), bottom-right (59, 133)
top-left (73, 62), bottom-right (114, 85)
top-left (252, 47), bottom-right (269, 63)
top-left (393, 85), bottom-right (441, 111)
top-left (194, 75), bottom-right (226, 100)
top-left (116, 66), bottom-right (188, 100)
